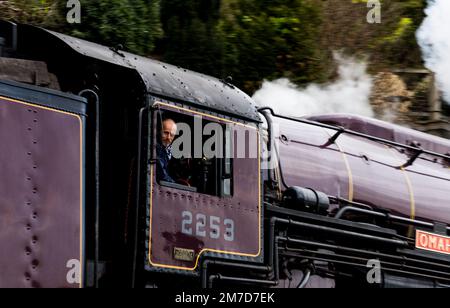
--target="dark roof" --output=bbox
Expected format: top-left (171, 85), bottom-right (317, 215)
top-left (41, 28), bottom-right (260, 122)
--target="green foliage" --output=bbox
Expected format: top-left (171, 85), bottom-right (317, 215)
top-left (0, 0), bottom-right (63, 26)
top-left (376, 0), bottom-right (426, 68)
top-left (0, 0), bottom-right (428, 93)
top-left (159, 0), bottom-right (326, 92)
top-left (63, 0), bottom-right (163, 55)
top-left (159, 0), bottom-right (224, 78)
top-left (388, 17), bottom-right (413, 43)
top-left (218, 0), bottom-right (326, 92)
top-left (1, 0), bottom-right (163, 55)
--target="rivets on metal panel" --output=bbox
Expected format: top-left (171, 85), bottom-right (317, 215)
top-left (31, 260), bottom-right (39, 270)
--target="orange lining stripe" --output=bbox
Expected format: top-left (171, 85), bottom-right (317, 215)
top-left (0, 95), bottom-right (84, 288)
top-left (148, 102), bottom-right (262, 271)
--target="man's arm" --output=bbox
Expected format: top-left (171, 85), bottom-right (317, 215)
top-left (156, 158), bottom-right (175, 183)
top-left (156, 145), bottom-right (175, 183)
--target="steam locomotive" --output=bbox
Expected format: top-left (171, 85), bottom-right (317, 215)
top-left (0, 21), bottom-right (449, 288)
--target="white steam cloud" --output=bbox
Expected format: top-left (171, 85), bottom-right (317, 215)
top-left (417, 0), bottom-right (450, 104)
top-left (252, 54), bottom-right (374, 117)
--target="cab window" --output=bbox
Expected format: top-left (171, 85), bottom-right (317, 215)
top-left (155, 109), bottom-right (233, 198)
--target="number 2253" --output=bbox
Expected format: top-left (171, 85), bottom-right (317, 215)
top-left (181, 211), bottom-right (235, 242)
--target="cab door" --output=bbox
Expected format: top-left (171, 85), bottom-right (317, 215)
top-left (146, 102), bottom-right (261, 271)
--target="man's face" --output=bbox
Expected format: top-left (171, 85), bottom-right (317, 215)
top-left (161, 119), bottom-right (177, 147)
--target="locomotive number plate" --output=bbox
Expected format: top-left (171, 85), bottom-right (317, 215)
top-left (416, 230), bottom-right (450, 255)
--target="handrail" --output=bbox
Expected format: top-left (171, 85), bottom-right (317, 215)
top-left (257, 107), bottom-right (450, 162)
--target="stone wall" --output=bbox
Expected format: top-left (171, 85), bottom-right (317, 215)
top-left (371, 70), bottom-right (450, 139)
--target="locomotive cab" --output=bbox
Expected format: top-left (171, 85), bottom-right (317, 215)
top-left (0, 21), bottom-right (264, 287)
top-left (144, 101), bottom-right (262, 272)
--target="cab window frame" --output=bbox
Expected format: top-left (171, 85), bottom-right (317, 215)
top-left (152, 106), bottom-right (234, 198)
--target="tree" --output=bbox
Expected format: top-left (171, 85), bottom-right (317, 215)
top-left (159, 0), bottom-right (224, 78)
top-left (218, 0), bottom-right (326, 93)
top-left (319, 0), bottom-right (426, 71)
top-left (0, 0), bottom-right (63, 26)
top-left (377, 0), bottom-right (426, 68)
top-left (63, 0), bottom-right (163, 55)
top-left (0, 0), bottom-right (163, 55)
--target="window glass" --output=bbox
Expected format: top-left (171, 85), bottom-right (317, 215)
top-left (154, 109), bottom-right (233, 197)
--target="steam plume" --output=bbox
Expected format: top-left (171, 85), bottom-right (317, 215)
top-left (417, 0), bottom-right (450, 103)
top-left (252, 54), bottom-right (374, 117)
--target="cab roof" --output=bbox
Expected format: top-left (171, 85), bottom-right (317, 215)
top-left (4, 22), bottom-right (260, 122)
top-left (45, 29), bottom-right (260, 122)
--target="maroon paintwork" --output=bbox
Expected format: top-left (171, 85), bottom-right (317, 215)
top-left (273, 114), bottom-right (450, 227)
top-left (0, 96), bottom-right (83, 288)
top-left (148, 105), bottom-right (261, 270)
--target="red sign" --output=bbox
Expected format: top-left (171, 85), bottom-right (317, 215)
top-left (416, 230), bottom-right (450, 255)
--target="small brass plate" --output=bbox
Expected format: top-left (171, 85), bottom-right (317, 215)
top-left (174, 247), bottom-right (195, 262)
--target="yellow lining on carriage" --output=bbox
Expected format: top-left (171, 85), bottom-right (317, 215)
top-left (386, 147), bottom-right (416, 238)
top-left (324, 131), bottom-right (354, 202)
top-left (148, 101), bottom-right (262, 271)
top-left (155, 101), bottom-right (258, 129)
top-left (0, 95), bottom-right (84, 288)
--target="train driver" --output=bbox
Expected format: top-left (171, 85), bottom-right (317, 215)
top-left (156, 118), bottom-right (177, 183)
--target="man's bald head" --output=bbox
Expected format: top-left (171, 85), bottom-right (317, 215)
top-left (161, 119), bottom-right (177, 147)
